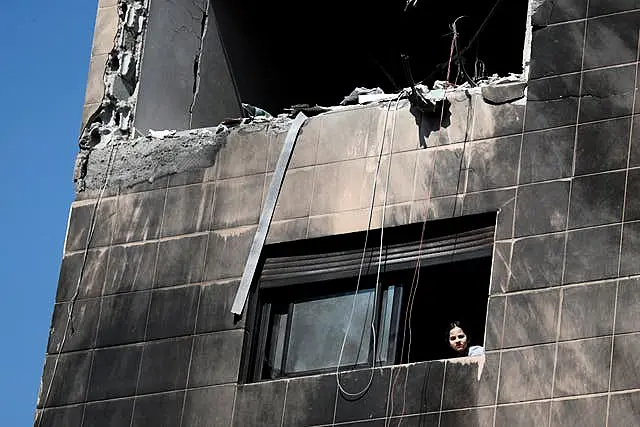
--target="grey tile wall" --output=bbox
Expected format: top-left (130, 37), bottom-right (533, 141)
top-left (39, 1), bottom-right (640, 425)
top-left (608, 390), bottom-right (640, 426)
top-left (550, 396), bottom-right (607, 427)
top-left (182, 385), bottom-right (235, 427)
top-left (83, 398), bottom-right (134, 427)
top-left (498, 345), bottom-right (555, 403)
top-left (495, 401), bottom-right (550, 427)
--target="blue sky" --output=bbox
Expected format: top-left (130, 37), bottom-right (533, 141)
top-left (0, 0), bottom-right (97, 424)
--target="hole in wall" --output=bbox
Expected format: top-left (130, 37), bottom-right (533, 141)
top-left (212, 0), bottom-right (529, 114)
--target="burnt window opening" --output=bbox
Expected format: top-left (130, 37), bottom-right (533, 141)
top-left (212, 0), bottom-right (529, 115)
top-left (242, 213), bottom-right (494, 383)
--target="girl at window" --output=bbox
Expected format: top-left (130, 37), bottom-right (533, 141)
top-left (447, 321), bottom-right (484, 357)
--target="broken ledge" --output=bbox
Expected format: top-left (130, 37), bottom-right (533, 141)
top-left (75, 79), bottom-right (527, 195)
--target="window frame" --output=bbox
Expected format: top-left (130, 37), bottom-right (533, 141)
top-left (251, 271), bottom-right (408, 381)
top-left (242, 213), bottom-right (496, 383)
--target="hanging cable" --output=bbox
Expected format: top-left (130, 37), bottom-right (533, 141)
top-left (404, 0), bottom-right (419, 12)
top-left (418, 0), bottom-right (506, 85)
top-left (455, 0), bottom-right (505, 61)
top-left (335, 93), bottom-right (404, 400)
top-left (386, 25), bottom-right (467, 423)
top-left (36, 138), bottom-right (121, 427)
top-left (450, 16), bottom-right (477, 87)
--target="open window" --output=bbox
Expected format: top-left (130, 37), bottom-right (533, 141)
top-left (212, 0), bottom-right (530, 114)
top-left (135, 0), bottom-right (530, 131)
top-left (244, 213), bottom-right (495, 382)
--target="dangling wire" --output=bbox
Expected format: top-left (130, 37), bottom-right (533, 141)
top-left (386, 19), bottom-right (470, 423)
top-left (418, 0), bottom-right (506, 85)
top-left (450, 16), bottom-right (477, 87)
top-left (335, 93), bottom-right (403, 400)
top-left (473, 37), bottom-right (486, 82)
top-left (404, 0), bottom-right (419, 12)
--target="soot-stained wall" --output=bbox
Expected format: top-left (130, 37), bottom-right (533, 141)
top-left (36, 0), bottom-right (640, 426)
top-left (134, 0), bottom-right (242, 133)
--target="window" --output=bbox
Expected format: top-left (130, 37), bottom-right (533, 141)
top-left (244, 214), bottom-right (495, 382)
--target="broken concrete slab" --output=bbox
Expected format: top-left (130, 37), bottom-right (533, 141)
top-left (189, 1), bottom-right (243, 129)
top-left (76, 116), bottom-right (294, 193)
top-left (481, 82), bottom-right (527, 105)
top-left (78, 127), bottom-right (226, 192)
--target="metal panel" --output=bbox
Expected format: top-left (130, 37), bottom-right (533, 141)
top-left (231, 113), bottom-right (308, 315)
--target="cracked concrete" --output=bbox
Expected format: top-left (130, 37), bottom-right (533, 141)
top-left (76, 116), bottom-right (293, 192)
top-left (481, 82), bottom-right (527, 105)
top-left (74, 0), bottom-right (537, 196)
top-left (188, 0), bottom-right (210, 127)
top-left (76, 0), bottom-right (150, 191)
top-left (80, 127), bottom-right (226, 191)
top-left (75, 80), bottom-right (529, 195)
top-left (81, 0), bottom-right (149, 143)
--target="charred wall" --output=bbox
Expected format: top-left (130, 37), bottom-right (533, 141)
top-left (36, 0), bottom-right (640, 426)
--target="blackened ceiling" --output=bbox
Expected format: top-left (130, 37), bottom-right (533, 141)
top-left (212, 0), bottom-right (529, 114)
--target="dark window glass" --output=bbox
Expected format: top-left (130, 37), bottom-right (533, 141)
top-left (258, 277), bottom-right (404, 380)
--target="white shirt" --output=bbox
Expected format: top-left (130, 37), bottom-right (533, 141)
top-left (468, 345), bottom-right (484, 356)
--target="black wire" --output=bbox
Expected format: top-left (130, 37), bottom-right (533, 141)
top-left (456, 0), bottom-right (506, 60)
top-left (418, 0), bottom-right (506, 84)
top-left (452, 21), bottom-right (477, 87)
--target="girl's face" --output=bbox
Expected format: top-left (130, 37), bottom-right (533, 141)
top-left (449, 326), bottom-right (468, 354)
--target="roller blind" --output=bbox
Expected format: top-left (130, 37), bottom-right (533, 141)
top-left (260, 225), bottom-right (494, 288)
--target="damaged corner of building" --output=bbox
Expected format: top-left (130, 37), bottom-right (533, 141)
top-left (75, 0), bottom-right (534, 195)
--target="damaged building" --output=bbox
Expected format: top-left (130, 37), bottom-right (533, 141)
top-left (35, 0), bottom-right (640, 426)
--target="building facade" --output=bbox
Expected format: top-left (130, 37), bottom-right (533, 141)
top-left (35, 0), bottom-right (640, 426)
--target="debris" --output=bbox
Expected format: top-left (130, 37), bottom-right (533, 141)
top-left (481, 82), bottom-right (526, 104)
top-left (242, 103), bottom-right (273, 118)
top-left (340, 87), bottom-right (385, 106)
top-left (148, 129), bottom-right (177, 139)
top-left (286, 104), bottom-right (332, 117)
top-left (358, 93), bottom-right (398, 104)
top-left (221, 118), bottom-right (244, 127)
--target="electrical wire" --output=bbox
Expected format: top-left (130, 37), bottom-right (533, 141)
top-left (335, 93), bottom-right (403, 400)
top-left (391, 90), bottom-right (474, 427)
top-left (418, 0), bottom-right (506, 85)
top-left (404, 0), bottom-right (419, 12)
top-left (455, 0), bottom-right (505, 62)
top-left (386, 22), bottom-right (468, 422)
top-left (450, 16), bottom-right (477, 87)
top-left (36, 138), bottom-right (121, 426)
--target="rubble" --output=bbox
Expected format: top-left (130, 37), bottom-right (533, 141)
top-left (76, 115), bottom-right (295, 192)
top-left (85, 0), bottom-right (149, 139)
top-left (340, 87), bottom-right (385, 105)
top-left (148, 129), bottom-right (177, 139)
top-left (74, 0), bottom-right (529, 196)
top-left (75, 0), bottom-right (150, 191)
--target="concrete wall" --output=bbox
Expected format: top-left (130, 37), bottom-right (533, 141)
top-left (80, 0), bottom-right (242, 140)
top-left (37, 0), bottom-right (640, 426)
top-left (134, 0), bottom-right (242, 133)
top-left (81, 0), bottom-right (119, 130)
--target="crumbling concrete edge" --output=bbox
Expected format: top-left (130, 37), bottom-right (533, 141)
top-left (523, 0), bottom-right (546, 79)
top-left (76, 0), bottom-right (150, 191)
top-left (77, 116), bottom-right (294, 193)
top-left (80, 127), bottom-right (226, 191)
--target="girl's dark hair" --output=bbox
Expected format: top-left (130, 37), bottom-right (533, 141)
top-left (446, 320), bottom-right (471, 342)
top-left (447, 320), bottom-right (462, 332)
